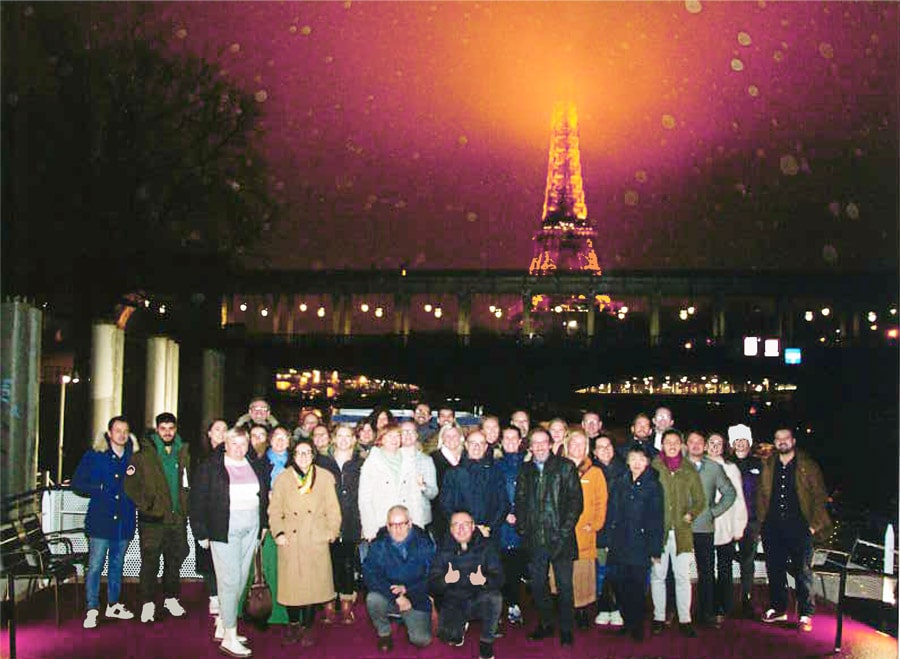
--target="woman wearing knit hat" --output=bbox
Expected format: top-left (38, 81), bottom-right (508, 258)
top-left (727, 424), bottom-right (762, 618)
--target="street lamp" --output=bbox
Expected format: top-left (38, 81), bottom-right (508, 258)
top-left (57, 372), bottom-right (80, 484)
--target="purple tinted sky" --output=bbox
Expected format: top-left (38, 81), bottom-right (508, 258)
top-left (157, 1), bottom-right (898, 272)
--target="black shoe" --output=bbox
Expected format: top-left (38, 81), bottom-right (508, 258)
top-left (741, 600), bottom-right (755, 619)
top-left (560, 630), bottom-right (574, 646)
top-left (479, 640), bottom-right (495, 659)
top-left (575, 609), bottom-right (590, 629)
top-left (651, 620), bottom-right (665, 635)
top-left (679, 623), bottom-right (697, 638)
top-left (527, 625), bottom-right (554, 641)
top-left (630, 625), bottom-right (645, 641)
top-left (376, 635), bottom-right (393, 652)
top-left (616, 626), bottom-right (631, 637)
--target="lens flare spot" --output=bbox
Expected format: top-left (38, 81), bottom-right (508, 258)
top-left (254, 89), bottom-right (268, 103)
top-left (229, 43), bottom-right (241, 53)
top-left (779, 154), bottom-right (799, 176)
top-left (827, 201), bottom-right (841, 217)
top-left (289, 25), bottom-right (298, 34)
top-left (748, 84), bottom-right (759, 97)
top-left (300, 25), bottom-right (313, 36)
top-left (457, 135), bottom-right (469, 146)
top-left (466, 211), bottom-right (478, 222)
top-left (737, 31), bottom-right (752, 46)
top-left (818, 42), bottom-right (834, 59)
top-left (661, 114), bottom-right (677, 130)
top-left (822, 244), bottom-right (838, 263)
top-left (684, 0), bottom-right (703, 15)
top-left (773, 50), bottom-right (784, 62)
top-left (845, 202), bottom-right (860, 220)
top-left (635, 170), bottom-right (648, 183)
top-left (731, 58), bottom-right (745, 72)
top-left (624, 190), bottom-right (639, 206)
top-left (174, 27), bottom-right (188, 40)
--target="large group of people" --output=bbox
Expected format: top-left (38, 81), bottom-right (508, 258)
top-left (71, 400), bottom-right (832, 658)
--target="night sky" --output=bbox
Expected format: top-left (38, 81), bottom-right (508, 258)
top-left (154, 1), bottom-right (898, 272)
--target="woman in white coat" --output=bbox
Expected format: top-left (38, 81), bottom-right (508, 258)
top-left (706, 432), bottom-right (748, 623)
top-left (358, 426), bottom-right (418, 541)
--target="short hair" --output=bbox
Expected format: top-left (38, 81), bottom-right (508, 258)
top-left (501, 425), bottom-right (521, 439)
top-left (155, 412), bottom-right (177, 427)
top-left (248, 397), bottom-right (269, 409)
top-left (686, 429), bottom-right (707, 443)
top-left (293, 437), bottom-right (315, 454)
top-left (108, 415), bottom-right (129, 431)
top-left (376, 424), bottom-right (401, 445)
top-left (437, 422), bottom-right (463, 447)
top-left (661, 428), bottom-right (683, 443)
top-left (528, 428), bottom-right (550, 444)
top-left (627, 444), bottom-right (652, 460)
top-left (632, 412), bottom-right (651, 425)
top-left (268, 425), bottom-right (292, 444)
top-left (386, 504), bottom-right (410, 522)
top-left (479, 415), bottom-right (500, 429)
top-left (225, 426), bottom-right (249, 445)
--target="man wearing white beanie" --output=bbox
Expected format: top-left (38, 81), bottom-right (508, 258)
top-left (727, 424), bottom-right (761, 618)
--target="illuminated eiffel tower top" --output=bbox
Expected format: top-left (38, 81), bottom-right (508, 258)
top-left (541, 101), bottom-right (589, 224)
top-left (530, 101), bottom-right (601, 276)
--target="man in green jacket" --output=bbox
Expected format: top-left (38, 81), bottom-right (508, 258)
top-left (650, 429), bottom-right (706, 637)
top-left (125, 412), bottom-right (191, 623)
top-left (758, 426), bottom-right (831, 633)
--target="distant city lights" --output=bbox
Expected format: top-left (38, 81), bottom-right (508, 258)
top-left (804, 310), bottom-right (814, 322)
top-left (317, 307), bottom-right (326, 318)
top-left (374, 307), bottom-right (384, 318)
top-left (239, 302), bottom-right (248, 312)
top-left (360, 303), bottom-right (370, 313)
top-left (821, 307), bottom-right (831, 317)
top-left (867, 311), bottom-right (877, 322)
top-left (260, 308), bottom-right (268, 317)
top-left (299, 303), bottom-right (308, 312)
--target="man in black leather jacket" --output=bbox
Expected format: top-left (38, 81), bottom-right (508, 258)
top-left (514, 429), bottom-right (584, 646)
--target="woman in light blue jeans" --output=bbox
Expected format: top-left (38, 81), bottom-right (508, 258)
top-left (192, 427), bottom-right (270, 657)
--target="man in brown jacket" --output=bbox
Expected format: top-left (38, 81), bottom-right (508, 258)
top-left (125, 412), bottom-right (191, 623)
top-left (757, 426), bottom-right (831, 632)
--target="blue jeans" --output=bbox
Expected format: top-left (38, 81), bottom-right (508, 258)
top-left (365, 591), bottom-right (432, 647)
top-left (86, 537), bottom-right (130, 610)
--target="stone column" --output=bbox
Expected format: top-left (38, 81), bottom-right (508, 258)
top-left (145, 336), bottom-right (168, 423)
top-left (648, 295), bottom-right (661, 347)
top-left (521, 293), bottom-right (533, 337)
top-left (165, 339), bottom-right (180, 417)
top-left (202, 349), bottom-right (225, 426)
top-left (457, 293), bottom-right (471, 344)
top-left (585, 306), bottom-right (596, 340)
top-left (91, 322), bottom-right (125, 437)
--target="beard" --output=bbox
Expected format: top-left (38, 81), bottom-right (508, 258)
top-left (776, 443), bottom-right (794, 454)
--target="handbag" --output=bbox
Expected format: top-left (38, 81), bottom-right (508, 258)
top-left (243, 539), bottom-right (273, 625)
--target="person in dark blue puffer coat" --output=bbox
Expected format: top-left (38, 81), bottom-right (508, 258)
top-left (606, 445), bottom-right (664, 641)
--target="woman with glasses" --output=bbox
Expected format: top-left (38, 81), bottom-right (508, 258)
top-left (269, 438), bottom-right (342, 646)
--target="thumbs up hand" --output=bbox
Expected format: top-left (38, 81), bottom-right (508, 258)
top-left (445, 562), bottom-right (460, 584)
top-left (469, 564), bottom-right (487, 586)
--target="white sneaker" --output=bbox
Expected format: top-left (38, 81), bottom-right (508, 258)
top-left (214, 616), bottom-right (249, 643)
top-left (163, 597), bottom-right (186, 617)
top-left (83, 609), bottom-right (99, 629)
top-left (608, 610), bottom-right (624, 626)
top-left (105, 603), bottom-right (135, 620)
top-left (221, 627), bottom-right (253, 657)
top-left (140, 602), bottom-right (155, 623)
top-left (594, 610), bottom-right (610, 625)
top-left (762, 608), bottom-right (787, 623)
top-left (209, 595), bottom-right (220, 616)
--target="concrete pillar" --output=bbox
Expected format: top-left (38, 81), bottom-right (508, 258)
top-left (649, 295), bottom-right (661, 347)
top-left (586, 306), bottom-right (596, 339)
top-left (457, 294), bottom-right (471, 344)
top-left (522, 294), bottom-right (533, 337)
top-left (331, 294), bottom-right (350, 337)
top-left (165, 339), bottom-right (179, 417)
top-left (202, 349), bottom-right (226, 426)
top-left (393, 294), bottom-right (410, 339)
top-left (851, 312), bottom-right (861, 341)
top-left (286, 295), bottom-right (295, 337)
top-left (91, 322), bottom-right (125, 437)
top-left (146, 336), bottom-right (171, 423)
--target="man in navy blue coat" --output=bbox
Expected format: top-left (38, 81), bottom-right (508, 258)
top-left (363, 505), bottom-right (435, 652)
top-left (71, 416), bottom-right (139, 629)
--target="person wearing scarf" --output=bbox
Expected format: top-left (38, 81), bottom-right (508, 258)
top-left (650, 429), bottom-right (706, 638)
top-left (269, 438), bottom-right (342, 646)
top-left (256, 426), bottom-right (292, 625)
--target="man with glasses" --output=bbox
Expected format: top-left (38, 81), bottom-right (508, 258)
top-left (515, 429), bottom-right (584, 646)
top-left (234, 398), bottom-right (279, 431)
top-left (652, 407), bottom-right (675, 452)
top-left (429, 510), bottom-right (504, 659)
top-left (363, 505), bottom-right (435, 652)
top-left (439, 431), bottom-right (509, 542)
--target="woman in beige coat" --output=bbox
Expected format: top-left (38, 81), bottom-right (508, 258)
top-left (269, 438), bottom-right (342, 646)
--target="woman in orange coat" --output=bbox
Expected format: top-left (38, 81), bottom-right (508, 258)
top-left (565, 429), bottom-right (608, 628)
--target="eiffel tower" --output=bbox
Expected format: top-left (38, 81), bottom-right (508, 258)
top-left (529, 101), bottom-right (602, 277)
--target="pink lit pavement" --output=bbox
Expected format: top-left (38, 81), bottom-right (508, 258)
top-left (2, 582), bottom-right (896, 659)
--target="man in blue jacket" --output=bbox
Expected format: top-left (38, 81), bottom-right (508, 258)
top-left (363, 505), bottom-right (435, 652)
top-left (71, 416), bottom-right (139, 629)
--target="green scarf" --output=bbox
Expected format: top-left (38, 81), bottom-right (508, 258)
top-left (152, 433), bottom-right (183, 514)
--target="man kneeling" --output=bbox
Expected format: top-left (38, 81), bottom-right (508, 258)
top-left (429, 510), bottom-right (504, 659)
top-left (363, 505), bottom-right (435, 651)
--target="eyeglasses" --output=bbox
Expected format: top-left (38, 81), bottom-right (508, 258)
top-left (295, 450), bottom-right (314, 458)
top-left (388, 521), bottom-right (410, 529)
